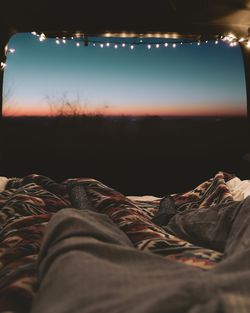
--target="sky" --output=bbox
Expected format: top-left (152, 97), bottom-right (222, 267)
top-left (2, 32), bottom-right (247, 117)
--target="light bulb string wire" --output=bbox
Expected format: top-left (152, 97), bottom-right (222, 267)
top-left (1, 32), bottom-right (249, 71)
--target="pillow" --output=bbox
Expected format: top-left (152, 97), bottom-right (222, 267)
top-left (226, 177), bottom-right (250, 201)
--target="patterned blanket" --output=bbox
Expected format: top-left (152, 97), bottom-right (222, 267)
top-left (0, 171), bottom-right (234, 312)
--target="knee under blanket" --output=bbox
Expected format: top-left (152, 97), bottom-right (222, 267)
top-left (30, 200), bottom-right (250, 313)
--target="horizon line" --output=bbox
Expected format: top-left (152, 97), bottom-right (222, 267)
top-left (2, 113), bottom-right (247, 118)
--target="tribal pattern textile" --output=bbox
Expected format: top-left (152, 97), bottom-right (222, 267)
top-left (68, 176), bottom-right (226, 270)
top-left (170, 171), bottom-right (235, 212)
top-left (0, 172), bottom-right (235, 312)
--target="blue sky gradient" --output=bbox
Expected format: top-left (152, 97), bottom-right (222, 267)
top-left (3, 33), bottom-right (247, 117)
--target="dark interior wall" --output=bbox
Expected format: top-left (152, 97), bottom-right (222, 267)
top-left (241, 45), bottom-right (250, 122)
top-left (1, 115), bottom-right (248, 195)
top-left (1, 0), bottom-right (249, 36)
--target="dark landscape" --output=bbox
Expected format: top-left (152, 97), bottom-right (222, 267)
top-left (1, 115), bottom-right (249, 196)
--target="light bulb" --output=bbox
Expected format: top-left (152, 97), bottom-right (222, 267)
top-left (39, 33), bottom-right (46, 42)
top-left (1, 62), bottom-right (6, 69)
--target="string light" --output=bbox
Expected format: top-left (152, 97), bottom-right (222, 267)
top-left (24, 34), bottom-right (250, 50)
top-left (2, 31), bottom-right (250, 73)
top-left (1, 62), bottom-right (6, 70)
top-left (39, 33), bottom-right (46, 42)
top-left (20, 33), bottom-right (250, 50)
top-left (2, 31), bottom-right (250, 71)
top-left (228, 33), bottom-right (236, 40)
top-left (223, 33), bottom-right (237, 43)
top-left (5, 46), bottom-right (16, 54)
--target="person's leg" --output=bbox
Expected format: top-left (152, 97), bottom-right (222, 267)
top-left (164, 199), bottom-right (244, 252)
top-left (162, 197), bottom-right (250, 313)
top-left (31, 208), bottom-right (217, 313)
top-left (212, 196), bottom-right (250, 268)
top-left (208, 197), bottom-right (250, 313)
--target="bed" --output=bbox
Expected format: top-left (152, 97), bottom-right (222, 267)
top-left (0, 171), bottom-right (250, 312)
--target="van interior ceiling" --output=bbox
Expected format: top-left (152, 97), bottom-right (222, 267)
top-left (0, 0), bottom-right (250, 195)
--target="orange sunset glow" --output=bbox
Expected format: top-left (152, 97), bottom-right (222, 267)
top-left (3, 103), bottom-right (246, 117)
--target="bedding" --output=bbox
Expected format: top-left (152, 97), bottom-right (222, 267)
top-left (226, 176), bottom-right (250, 200)
top-left (31, 200), bottom-right (250, 313)
top-left (0, 171), bottom-right (246, 312)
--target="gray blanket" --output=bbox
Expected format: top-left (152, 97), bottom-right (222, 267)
top-left (31, 197), bottom-right (250, 313)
